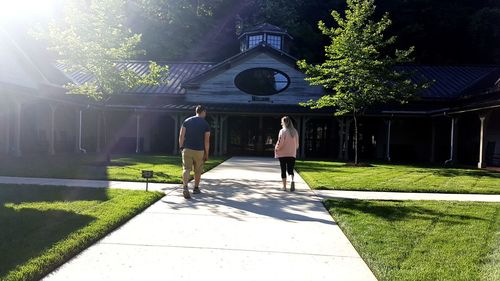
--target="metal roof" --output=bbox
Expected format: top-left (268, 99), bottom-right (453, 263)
top-left (55, 61), bottom-right (213, 95)
top-left (238, 23), bottom-right (293, 39)
top-left (401, 65), bottom-right (499, 99)
top-left (55, 59), bottom-right (499, 101)
top-left (0, 28), bottom-right (43, 90)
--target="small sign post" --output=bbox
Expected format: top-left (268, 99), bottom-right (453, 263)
top-left (141, 170), bottom-right (154, 191)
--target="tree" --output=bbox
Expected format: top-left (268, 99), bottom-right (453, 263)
top-left (468, 7), bottom-right (500, 63)
top-left (36, 0), bottom-right (168, 100)
top-left (297, 0), bottom-right (426, 164)
top-left (34, 0), bottom-right (168, 159)
top-left (130, 0), bottom-right (238, 60)
top-left (123, 0), bottom-right (499, 63)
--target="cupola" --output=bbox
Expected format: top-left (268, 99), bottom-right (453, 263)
top-left (238, 23), bottom-right (293, 53)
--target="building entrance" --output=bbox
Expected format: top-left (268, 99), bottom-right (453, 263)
top-left (227, 116), bottom-right (281, 156)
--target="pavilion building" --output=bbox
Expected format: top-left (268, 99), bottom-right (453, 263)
top-left (1, 23), bottom-right (499, 168)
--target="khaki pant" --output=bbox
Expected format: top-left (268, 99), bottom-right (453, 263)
top-left (182, 148), bottom-right (205, 184)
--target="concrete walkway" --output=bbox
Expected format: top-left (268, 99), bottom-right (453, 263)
top-left (40, 157), bottom-right (377, 281)
top-left (2, 157), bottom-right (499, 280)
top-left (0, 176), bottom-right (178, 192)
top-left (2, 173), bottom-right (499, 203)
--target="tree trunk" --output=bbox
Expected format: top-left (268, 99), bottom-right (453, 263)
top-left (353, 113), bottom-right (358, 165)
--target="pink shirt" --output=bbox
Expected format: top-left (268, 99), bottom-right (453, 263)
top-left (275, 129), bottom-right (299, 158)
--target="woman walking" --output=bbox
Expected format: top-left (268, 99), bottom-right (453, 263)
top-left (275, 116), bottom-right (299, 191)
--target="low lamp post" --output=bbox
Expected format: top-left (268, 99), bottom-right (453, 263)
top-left (141, 170), bottom-right (154, 191)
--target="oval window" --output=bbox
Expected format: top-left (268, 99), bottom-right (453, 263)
top-left (234, 68), bottom-right (290, 96)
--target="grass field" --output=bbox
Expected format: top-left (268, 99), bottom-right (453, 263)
top-left (0, 154), bottom-right (227, 183)
top-left (0, 184), bottom-right (163, 281)
top-left (325, 199), bottom-right (500, 281)
top-left (296, 160), bottom-right (500, 194)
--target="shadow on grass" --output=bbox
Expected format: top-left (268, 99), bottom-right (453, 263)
top-left (113, 154), bottom-right (181, 165)
top-left (324, 199), bottom-right (486, 224)
top-left (0, 185), bottom-right (109, 204)
top-left (0, 208), bottom-right (94, 278)
top-left (0, 185), bottom-right (108, 279)
top-left (295, 163), bottom-right (344, 173)
top-left (0, 154), bottom-right (109, 180)
top-left (429, 169), bottom-right (500, 179)
top-left (296, 160), bottom-right (500, 180)
top-left (0, 154), bottom-right (182, 183)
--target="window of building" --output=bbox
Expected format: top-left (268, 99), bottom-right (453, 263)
top-left (266, 35), bottom-right (282, 50)
top-left (234, 68), bottom-right (290, 96)
top-left (248, 35), bottom-right (263, 48)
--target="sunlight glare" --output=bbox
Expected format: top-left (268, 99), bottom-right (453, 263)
top-left (0, 0), bottom-right (56, 21)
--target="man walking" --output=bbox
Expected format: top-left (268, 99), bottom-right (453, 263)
top-left (178, 105), bottom-right (211, 199)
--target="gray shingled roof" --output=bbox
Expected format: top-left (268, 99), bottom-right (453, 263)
top-left (55, 61), bottom-right (213, 95)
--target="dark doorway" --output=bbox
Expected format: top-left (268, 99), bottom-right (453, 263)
top-left (227, 116), bottom-right (281, 156)
top-left (358, 118), bottom-right (383, 160)
top-left (151, 114), bottom-right (174, 154)
top-left (457, 113), bottom-right (480, 165)
top-left (305, 118), bottom-right (336, 158)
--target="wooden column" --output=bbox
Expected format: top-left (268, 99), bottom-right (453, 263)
top-left (96, 111), bottom-right (102, 153)
top-left (173, 114), bottom-right (179, 155)
top-left (257, 116), bottom-right (263, 154)
top-left (386, 119), bottom-right (392, 162)
top-left (13, 101), bottom-right (22, 157)
top-left (77, 108), bottom-right (86, 153)
top-left (444, 117), bottom-right (458, 165)
top-left (223, 115), bottom-right (228, 155)
top-left (430, 120), bottom-right (436, 163)
top-left (75, 108), bottom-right (80, 153)
top-left (300, 116), bottom-right (307, 158)
top-left (478, 112), bottom-right (491, 168)
top-left (102, 111), bottom-right (108, 148)
top-left (296, 116), bottom-right (302, 158)
top-left (219, 115), bottom-right (228, 156)
top-left (213, 115), bottom-right (219, 156)
top-left (3, 106), bottom-right (11, 155)
top-left (49, 104), bottom-right (56, 155)
top-left (135, 113), bottom-right (141, 154)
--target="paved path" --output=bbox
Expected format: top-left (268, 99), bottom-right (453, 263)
top-left (2, 173), bottom-right (499, 202)
top-left (2, 157), bottom-right (499, 280)
top-left (0, 176), bottom-right (178, 192)
top-left (40, 157), bottom-right (377, 281)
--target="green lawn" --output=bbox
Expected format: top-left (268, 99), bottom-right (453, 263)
top-left (0, 184), bottom-right (163, 281)
top-left (0, 154), bottom-right (227, 183)
top-left (296, 160), bottom-right (500, 194)
top-left (325, 199), bottom-right (500, 281)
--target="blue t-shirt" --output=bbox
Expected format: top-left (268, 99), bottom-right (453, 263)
top-left (182, 116), bottom-right (210, 150)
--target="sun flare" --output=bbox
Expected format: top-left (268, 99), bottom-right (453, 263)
top-left (0, 0), bottom-right (56, 20)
